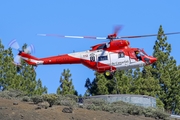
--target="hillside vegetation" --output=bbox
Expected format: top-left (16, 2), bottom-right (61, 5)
top-left (0, 90), bottom-right (170, 120)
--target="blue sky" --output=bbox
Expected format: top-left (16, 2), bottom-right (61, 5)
top-left (1, 1), bottom-right (180, 95)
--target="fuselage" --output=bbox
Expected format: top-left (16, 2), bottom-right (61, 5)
top-left (19, 47), bottom-right (157, 73)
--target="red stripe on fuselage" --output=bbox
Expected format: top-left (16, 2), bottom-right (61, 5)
top-left (81, 59), bottom-right (116, 73)
top-left (39, 54), bottom-right (81, 65)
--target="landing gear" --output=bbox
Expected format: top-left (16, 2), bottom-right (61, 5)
top-left (104, 70), bottom-right (114, 80)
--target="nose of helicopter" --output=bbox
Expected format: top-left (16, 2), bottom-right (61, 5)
top-left (150, 57), bottom-right (157, 64)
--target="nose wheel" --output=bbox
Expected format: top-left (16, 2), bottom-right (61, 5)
top-left (104, 70), bottom-right (114, 80)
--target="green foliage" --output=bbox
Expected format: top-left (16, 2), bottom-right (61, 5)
top-left (83, 99), bottom-right (107, 106)
top-left (113, 70), bottom-right (134, 94)
top-left (0, 89), bottom-right (25, 99)
top-left (65, 94), bottom-right (78, 102)
top-left (38, 101), bottom-right (49, 109)
top-left (31, 94), bottom-right (77, 107)
top-left (0, 41), bottom-right (17, 91)
top-left (156, 98), bottom-right (164, 110)
top-left (42, 94), bottom-right (58, 107)
top-left (130, 66), bottom-right (160, 97)
top-left (144, 108), bottom-right (169, 119)
top-left (54, 95), bottom-right (77, 107)
top-left (57, 69), bottom-right (76, 95)
top-left (33, 79), bottom-right (48, 95)
top-left (31, 95), bottom-right (44, 104)
top-left (151, 25), bottom-right (180, 114)
top-left (21, 96), bottom-right (31, 102)
top-left (82, 99), bottom-right (108, 111)
top-left (84, 72), bottom-right (113, 96)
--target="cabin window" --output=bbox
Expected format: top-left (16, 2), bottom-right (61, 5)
top-left (135, 51), bottom-right (142, 61)
top-left (98, 56), bottom-right (108, 61)
top-left (118, 52), bottom-right (125, 58)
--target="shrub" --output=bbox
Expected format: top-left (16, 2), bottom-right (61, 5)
top-left (38, 101), bottom-right (49, 109)
top-left (82, 99), bottom-right (108, 111)
top-left (31, 95), bottom-right (43, 104)
top-left (42, 94), bottom-right (58, 107)
top-left (0, 91), bottom-right (11, 99)
top-left (8, 89), bottom-right (25, 97)
top-left (127, 106), bottom-right (143, 116)
top-left (21, 96), bottom-right (31, 102)
top-left (0, 89), bottom-right (24, 99)
top-left (83, 99), bottom-right (107, 106)
top-left (144, 108), bottom-right (170, 119)
top-left (54, 95), bottom-right (76, 107)
top-left (65, 94), bottom-right (78, 102)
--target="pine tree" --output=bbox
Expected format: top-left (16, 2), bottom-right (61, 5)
top-left (84, 72), bottom-right (109, 95)
top-left (84, 70), bottom-right (133, 95)
top-left (152, 25), bottom-right (180, 114)
top-left (84, 78), bottom-right (92, 96)
top-left (130, 66), bottom-right (160, 97)
top-left (84, 77), bottom-right (98, 96)
top-left (0, 40), bottom-right (17, 90)
top-left (33, 79), bottom-right (47, 95)
top-left (57, 69), bottom-right (76, 95)
top-left (94, 72), bottom-right (109, 95)
top-left (114, 70), bottom-right (133, 94)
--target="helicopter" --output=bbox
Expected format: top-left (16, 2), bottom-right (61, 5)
top-left (9, 26), bottom-right (180, 79)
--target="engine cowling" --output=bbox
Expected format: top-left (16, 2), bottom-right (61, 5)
top-left (107, 40), bottom-right (130, 50)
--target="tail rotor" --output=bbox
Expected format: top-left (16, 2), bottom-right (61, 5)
top-left (8, 39), bottom-right (35, 66)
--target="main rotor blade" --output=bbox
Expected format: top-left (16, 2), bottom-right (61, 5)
top-left (118, 32), bottom-right (180, 39)
top-left (8, 39), bottom-right (20, 50)
top-left (38, 34), bottom-right (107, 40)
top-left (114, 25), bottom-right (123, 35)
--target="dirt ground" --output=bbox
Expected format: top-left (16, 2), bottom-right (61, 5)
top-left (0, 97), bottom-right (156, 120)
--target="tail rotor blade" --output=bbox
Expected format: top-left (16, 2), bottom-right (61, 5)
top-left (13, 55), bottom-right (21, 65)
top-left (8, 39), bottom-right (20, 50)
top-left (24, 44), bottom-right (35, 54)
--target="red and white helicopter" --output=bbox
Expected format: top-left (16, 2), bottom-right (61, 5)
top-left (9, 26), bottom-right (180, 79)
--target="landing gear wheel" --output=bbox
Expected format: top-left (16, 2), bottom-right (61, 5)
top-left (104, 70), bottom-right (113, 80)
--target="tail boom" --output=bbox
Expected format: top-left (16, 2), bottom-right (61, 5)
top-left (39, 54), bottom-right (81, 65)
top-left (19, 52), bottom-right (82, 66)
top-left (19, 52), bottom-right (43, 65)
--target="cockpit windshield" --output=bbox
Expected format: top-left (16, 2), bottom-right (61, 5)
top-left (139, 49), bottom-right (148, 56)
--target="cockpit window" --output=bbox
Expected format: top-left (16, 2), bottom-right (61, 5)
top-left (135, 51), bottom-right (142, 61)
top-left (139, 49), bottom-right (148, 56)
top-left (139, 52), bottom-right (145, 56)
